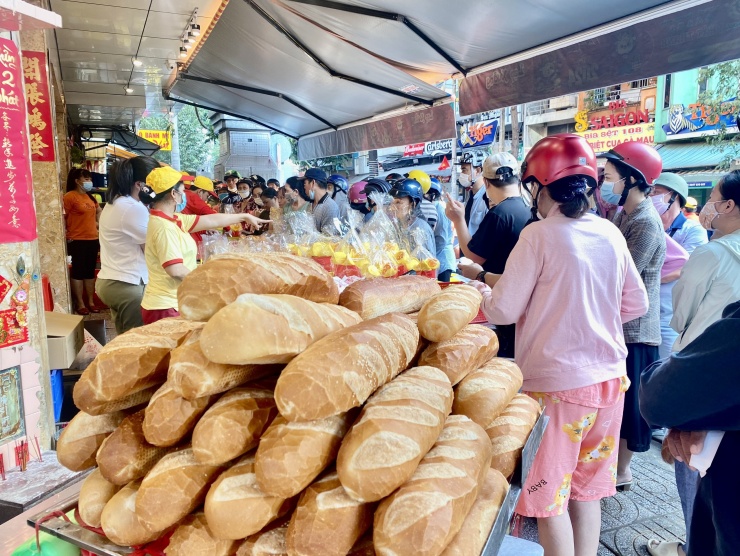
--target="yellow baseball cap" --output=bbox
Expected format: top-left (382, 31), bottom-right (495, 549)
top-left (193, 175), bottom-right (215, 192)
top-left (685, 196), bottom-right (698, 209)
top-left (146, 166), bottom-right (183, 194)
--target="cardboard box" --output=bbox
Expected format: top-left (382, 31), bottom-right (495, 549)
top-left (45, 312), bottom-right (84, 370)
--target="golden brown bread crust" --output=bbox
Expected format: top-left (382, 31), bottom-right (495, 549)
top-left (453, 358), bottom-right (523, 430)
top-left (101, 480), bottom-right (165, 547)
top-left (274, 313), bottom-right (420, 422)
top-left (143, 382), bottom-right (215, 447)
top-left (236, 518), bottom-right (291, 556)
top-left (339, 276), bottom-right (441, 320)
top-left (336, 367), bottom-right (454, 502)
top-left (418, 325), bottom-right (499, 385)
top-left (199, 294), bottom-right (361, 365)
top-left (165, 513), bottom-right (240, 556)
top-left (178, 253), bottom-right (339, 322)
top-left (78, 468), bottom-right (122, 528)
top-left (417, 285), bottom-right (482, 342)
top-left (56, 410), bottom-right (126, 471)
top-left (75, 385), bottom-right (158, 416)
top-left (486, 394), bottom-right (541, 478)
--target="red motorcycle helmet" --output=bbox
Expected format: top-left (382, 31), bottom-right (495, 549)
top-left (598, 141), bottom-right (662, 185)
top-left (521, 134), bottom-right (598, 188)
top-left (348, 181), bottom-right (368, 204)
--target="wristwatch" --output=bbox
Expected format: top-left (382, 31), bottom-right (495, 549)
top-left (476, 270), bottom-right (487, 283)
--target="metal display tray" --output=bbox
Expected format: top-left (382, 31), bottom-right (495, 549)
top-left (28, 412), bottom-right (548, 556)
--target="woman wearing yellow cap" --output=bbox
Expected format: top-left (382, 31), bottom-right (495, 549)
top-left (183, 175), bottom-right (219, 249)
top-left (141, 166), bottom-right (269, 324)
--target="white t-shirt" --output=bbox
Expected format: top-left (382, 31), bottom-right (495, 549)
top-left (97, 195), bottom-right (149, 285)
top-left (468, 186), bottom-right (489, 237)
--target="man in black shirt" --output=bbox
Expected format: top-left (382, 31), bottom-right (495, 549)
top-left (446, 151), bottom-right (530, 357)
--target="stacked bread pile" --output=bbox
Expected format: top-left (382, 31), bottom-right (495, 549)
top-left (57, 253), bottom-right (540, 556)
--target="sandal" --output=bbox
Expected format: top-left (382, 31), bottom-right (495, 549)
top-left (88, 305), bottom-right (101, 313)
top-left (647, 539), bottom-right (683, 556)
top-left (616, 481), bottom-right (632, 491)
top-left (75, 307), bottom-right (90, 316)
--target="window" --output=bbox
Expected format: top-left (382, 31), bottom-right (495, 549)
top-left (630, 78), bottom-right (652, 89)
top-left (663, 74), bottom-right (672, 109)
top-left (698, 66), bottom-right (708, 96)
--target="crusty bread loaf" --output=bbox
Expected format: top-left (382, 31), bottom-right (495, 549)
top-left (418, 325), bottom-right (499, 385)
top-left (236, 519), bottom-right (290, 556)
top-left (417, 285), bottom-right (482, 342)
top-left (78, 385), bottom-right (158, 416)
top-left (56, 410), bottom-right (126, 471)
top-left (373, 415), bottom-right (493, 556)
top-left (168, 328), bottom-right (279, 399)
top-left (275, 313), bottom-right (419, 421)
top-left (347, 535), bottom-right (375, 556)
top-left (136, 447), bottom-right (225, 531)
top-left (78, 468), bottom-right (121, 528)
top-left (165, 512), bottom-right (240, 556)
top-left (205, 453), bottom-right (295, 540)
top-left (255, 412), bottom-right (354, 498)
top-left (453, 358), bottom-right (523, 430)
top-left (487, 394), bottom-right (541, 478)
top-left (337, 367), bottom-right (453, 502)
top-left (339, 275), bottom-right (441, 320)
top-left (73, 319), bottom-right (202, 411)
top-left (192, 386), bottom-right (278, 465)
top-left (101, 480), bottom-right (164, 547)
top-left (143, 382), bottom-right (215, 447)
top-left (178, 253), bottom-right (339, 322)
top-left (440, 469), bottom-right (509, 556)
top-left (286, 470), bottom-right (374, 556)
top-left (200, 294), bottom-right (361, 365)
top-left (96, 410), bottom-right (173, 485)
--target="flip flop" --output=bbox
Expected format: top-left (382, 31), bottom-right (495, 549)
top-left (76, 307), bottom-right (90, 316)
top-left (616, 481), bottom-right (632, 491)
top-left (647, 539), bottom-right (683, 556)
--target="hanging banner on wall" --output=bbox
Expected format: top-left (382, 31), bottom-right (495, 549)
top-left (458, 119), bottom-right (499, 149)
top-left (0, 38), bottom-right (38, 243)
top-left (21, 51), bottom-right (55, 162)
top-left (137, 129), bottom-right (172, 151)
top-left (577, 123), bottom-right (655, 153)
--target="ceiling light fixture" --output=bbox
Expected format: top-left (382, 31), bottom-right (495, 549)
top-left (124, 86), bottom-right (134, 94)
top-left (132, 57), bottom-right (143, 67)
top-left (187, 31), bottom-right (196, 42)
top-left (184, 42), bottom-right (192, 50)
top-left (190, 23), bottom-right (201, 36)
top-left (179, 46), bottom-right (188, 58)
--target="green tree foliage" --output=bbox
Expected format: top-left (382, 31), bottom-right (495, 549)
top-left (697, 61), bottom-right (740, 169)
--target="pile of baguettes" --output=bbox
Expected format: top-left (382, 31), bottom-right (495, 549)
top-left (57, 253), bottom-right (540, 556)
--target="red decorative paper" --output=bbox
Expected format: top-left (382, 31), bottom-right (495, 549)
top-left (0, 274), bottom-right (11, 303)
top-left (22, 51), bottom-right (55, 162)
top-left (0, 38), bottom-right (37, 243)
top-left (0, 308), bottom-right (28, 348)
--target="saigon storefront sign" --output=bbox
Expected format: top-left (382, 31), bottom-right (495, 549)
top-left (0, 38), bottom-right (38, 243)
top-left (577, 123), bottom-right (655, 153)
top-left (22, 51), bottom-right (55, 162)
top-left (137, 129), bottom-right (172, 151)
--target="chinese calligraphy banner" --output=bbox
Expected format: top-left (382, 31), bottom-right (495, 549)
top-left (137, 129), bottom-right (172, 151)
top-left (22, 51), bottom-right (55, 162)
top-left (0, 38), bottom-right (38, 243)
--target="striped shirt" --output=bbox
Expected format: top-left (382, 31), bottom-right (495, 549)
top-left (613, 198), bottom-right (666, 345)
top-left (311, 193), bottom-right (341, 235)
top-left (420, 199), bottom-right (438, 230)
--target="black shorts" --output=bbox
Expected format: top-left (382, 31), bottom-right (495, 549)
top-left (68, 239), bottom-right (99, 280)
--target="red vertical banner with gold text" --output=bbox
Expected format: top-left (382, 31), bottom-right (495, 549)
top-left (22, 51), bottom-right (54, 162)
top-left (0, 38), bottom-right (37, 243)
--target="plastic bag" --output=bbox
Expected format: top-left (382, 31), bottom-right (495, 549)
top-left (410, 226), bottom-right (440, 278)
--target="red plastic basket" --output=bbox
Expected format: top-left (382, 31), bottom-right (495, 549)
top-left (311, 256), bottom-right (333, 273)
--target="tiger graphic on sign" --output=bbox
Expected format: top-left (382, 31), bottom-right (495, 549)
top-left (668, 104), bottom-right (704, 135)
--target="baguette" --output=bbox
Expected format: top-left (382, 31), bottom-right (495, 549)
top-left (417, 285), bottom-right (482, 342)
top-left (337, 367), bottom-right (453, 502)
top-left (200, 294), bottom-right (361, 365)
top-left (275, 313), bottom-right (419, 421)
top-left (77, 385), bottom-right (158, 416)
top-left (255, 412), bottom-right (354, 498)
top-left (56, 410), bottom-right (126, 471)
top-left (165, 513), bottom-right (240, 556)
top-left (96, 409), bottom-right (173, 485)
top-left (440, 469), bottom-right (509, 556)
top-left (286, 470), bottom-right (374, 556)
top-left (168, 328), bottom-right (278, 399)
top-left (101, 480), bottom-right (164, 547)
top-left (339, 275), bottom-right (441, 320)
top-left (205, 453), bottom-right (295, 540)
top-left (136, 447), bottom-right (225, 532)
top-left (418, 325), bottom-right (499, 385)
top-left (348, 535), bottom-right (375, 556)
top-left (143, 382), bottom-right (216, 447)
top-left (453, 358), bottom-right (523, 430)
top-left (373, 415), bottom-right (492, 556)
top-left (487, 394), bottom-right (541, 478)
top-left (192, 386), bottom-right (278, 465)
top-left (73, 319), bottom-right (202, 410)
top-left (178, 253), bottom-right (339, 322)
top-left (77, 468), bottom-right (122, 528)
top-left (237, 519), bottom-right (290, 556)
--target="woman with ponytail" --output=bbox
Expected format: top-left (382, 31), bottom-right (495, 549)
top-left (96, 156), bottom-right (160, 333)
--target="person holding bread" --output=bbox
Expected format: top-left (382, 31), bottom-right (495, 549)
top-left (140, 166), bottom-right (269, 325)
top-left (469, 134), bottom-right (649, 556)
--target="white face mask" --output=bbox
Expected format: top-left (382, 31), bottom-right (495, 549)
top-left (458, 173), bottom-right (472, 188)
top-left (254, 198), bottom-right (264, 207)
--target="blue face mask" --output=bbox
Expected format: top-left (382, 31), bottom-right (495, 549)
top-left (600, 181), bottom-right (623, 206)
top-left (308, 188), bottom-right (315, 201)
top-left (175, 191), bottom-right (187, 213)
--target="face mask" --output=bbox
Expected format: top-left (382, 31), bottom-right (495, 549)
top-left (254, 198), bottom-right (264, 207)
top-left (458, 173), bottom-right (472, 188)
top-left (309, 189), bottom-right (315, 201)
top-left (82, 181), bottom-right (93, 191)
top-left (600, 182), bottom-right (623, 206)
top-left (175, 191), bottom-right (187, 213)
top-left (238, 190), bottom-right (249, 198)
top-left (651, 193), bottom-right (672, 215)
top-left (699, 200), bottom-right (727, 230)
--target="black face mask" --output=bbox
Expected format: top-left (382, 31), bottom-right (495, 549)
top-left (351, 202), bottom-right (370, 215)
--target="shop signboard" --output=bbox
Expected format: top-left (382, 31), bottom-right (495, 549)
top-left (0, 38), bottom-right (38, 244)
top-left (576, 123), bottom-right (655, 153)
top-left (21, 51), bottom-right (55, 162)
top-left (662, 101), bottom-right (738, 140)
top-left (687, 180), bottom-right (713, 188)
top-left (400, 138), bottom-right (455, 158)
top-left (137, 129), bottom-right (172, 151)
top-left (458, 119), bottom-right (498, 149)
top-left (403, 143), bottom-right (424, 157)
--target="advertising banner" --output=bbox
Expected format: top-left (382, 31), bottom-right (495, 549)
top-left (577, 122), bottom-right (655, 153)
top-left (137, 129), bottom-right (172, 151)
top-left (22, 51), bottom-right (55, 162)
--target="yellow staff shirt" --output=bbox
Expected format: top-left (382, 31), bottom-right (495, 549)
top-left (141, 210), bottom-right (199, 311)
